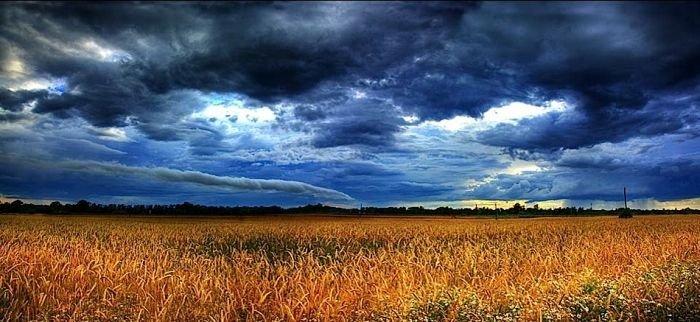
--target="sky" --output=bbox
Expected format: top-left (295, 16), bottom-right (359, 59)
top-left (1, 2), bottom-right (700, 209)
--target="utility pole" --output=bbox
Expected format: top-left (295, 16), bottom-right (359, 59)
top-left (494, 202), bottom-right (498, 220)
top-left (619, 187), bottom-right (633, 219)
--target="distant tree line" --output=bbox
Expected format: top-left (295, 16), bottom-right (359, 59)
top-left (355, 203), bottom-right (696, 217)
top-left (0, 200), bottom-right (697, 217)
top-left (0, 200), bottom-right (353, 216)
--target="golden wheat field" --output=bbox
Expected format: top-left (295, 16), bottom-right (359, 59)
top-left (1, 215), bottom-right (700, 321)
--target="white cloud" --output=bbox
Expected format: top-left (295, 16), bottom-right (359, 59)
top-left (351, 89), bottom-right (367, 99)
top-left (4, 58), bottom-right (25, 76)
top-left (427, 115), bottom-right (478, 132)
top-left (482, 100), bottom-right (568, 124)
top-left (414, 100), bottom-right (570, 132)
top-left (89, 127), bottom-right (130, 142)
top-left (195, 104), bottom-right (276, 127)
top-left (402, 114), bottom-right (420, 123)
top-left (500, 159), bottom-right (544, 176)
top-left (81, 40), bottom-right (132, 62)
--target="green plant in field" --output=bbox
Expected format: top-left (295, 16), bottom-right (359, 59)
top-left (562, 277), bottom-right (628, 321)
top-left (406, 295), bottom-right (452, 322)
top-left (487, 296), bottom-right (522, 322)
top-left (631, 263), bottom-right (700, 320)
top-left (403, 289), bottom-right (486, 322)
top-left (0, 287), bottom-right (9, 310)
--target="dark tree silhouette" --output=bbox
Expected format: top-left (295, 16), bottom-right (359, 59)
top-left (49, 201), bottom-right (63, 214)
top-left (512, 203), bottom-right (524, 212)
top-left (75, 200), bottom-right (91, 213)
top-left (9, 200), bottom-right (23, 212)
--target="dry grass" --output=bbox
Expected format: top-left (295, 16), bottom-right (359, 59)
top-left (1, 214), bottom-right (699, 321)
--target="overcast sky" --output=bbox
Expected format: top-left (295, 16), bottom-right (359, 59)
top-left (1, 2), bottom-right (699, 209)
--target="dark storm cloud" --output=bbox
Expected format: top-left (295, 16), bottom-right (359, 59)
top-left (309, 97), bottom-right (405, 148)
top-left (2, 2), bottom-right (471, 99)
top-left (461, 2), bottom-right (700, 150)
top-left (0, 112), bottom-right (31, 123)
top-left (477, 101), bottom-right (690, 151)
top-left (0, 89), bottom-right (47, 111)
top-left (313, 120), bottom-right (401, 148)
top-left (303, 2), bottom-right (699, 150)
top-left (293, 105), bottom-right (326, 122)
top-left (0, 2), bottom-right (476, 135)
top-left (5, 2), bottom-right (698, 150)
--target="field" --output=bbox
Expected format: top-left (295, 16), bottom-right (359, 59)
top-left (1, 215), bottom-right (700, 321)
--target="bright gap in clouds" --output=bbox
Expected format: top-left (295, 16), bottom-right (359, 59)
top-left (6, 73), bottom-right (67, 94)
top-left (81, 40), bottom-right (132, 63)
top-left (402, 114), bottom-right (420, 123)
top-left (463, 160), bottom-right (543, 192)
top-left (4, 58), bottom-right (24, 76)
top-left (501, 159), bottom-right (544, 175)
top-left (194, 98), bottom-right (276, 127)
top-left (482, 100), bottom-right (567, 124)
top-left (90, 127), bottom-right (129, 142)
top-left (424, 100), bottom-right (569, 132)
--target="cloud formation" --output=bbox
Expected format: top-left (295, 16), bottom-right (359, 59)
top-left (1, 2), bottom-right (699, 207)
top-left (15, 158), bottom-right (353, 200)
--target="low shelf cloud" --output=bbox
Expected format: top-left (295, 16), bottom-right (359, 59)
top-left (3, 157), bottom-right (353, 201)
